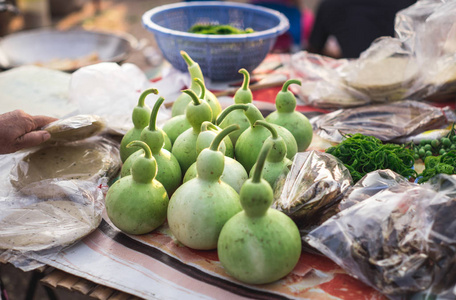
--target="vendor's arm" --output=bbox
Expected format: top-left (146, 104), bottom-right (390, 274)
top-left (0, 110), bottom-right (57, 154)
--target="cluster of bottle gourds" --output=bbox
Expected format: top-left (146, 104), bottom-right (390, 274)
top-left (105, 51), bottom-right (313, 285)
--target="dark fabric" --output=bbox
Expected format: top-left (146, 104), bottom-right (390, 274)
top-left (308, 0), bottom-right (416, 58)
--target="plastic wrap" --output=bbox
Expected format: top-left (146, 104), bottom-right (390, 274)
top-left (342, 37), bottom-right (418, 103)
top-left (288, 51), bottom-right (370, 109)
top-left (395, 1), bottom-right (456, 101)
top-left (311, 100), bottom-right (456, 143)
top-left (43, 114), bottom-right (106, 143)
top-left (0, 136), bottom-right (120, 269)
top-left (306, 173), bottom-right (456, 299)
top-left (272, 151), bottom-right (353, 236)
top-left (69, 62), bottom-right (171, 135)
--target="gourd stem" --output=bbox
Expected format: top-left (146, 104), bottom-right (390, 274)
top-left (138, 88), bottom-right (158, 107)
top-left (216, 104), bottom-right (248, 125)
top-left (149, 97), bottom-right (165, 131)
top-left (180, 50), bottom-right (195, 67)
top-left (194, 78), bottom-right (206, 100)
top-left (210, 124), bottom-right (239, 151)
top-left (254, 120), bottom-right (278, 139)
top-left (183, 89), bottom-right (201, 105)
top-left (282, 79), bottom-right (301, 92)
top-left (201, 121), bottom-right (218, 132)
top-left (252, 141), bottom-right (272, 183)
top-left (127, 140), bottom-right (151, 159)
top-left (239, 68), bottom-right (250, 90)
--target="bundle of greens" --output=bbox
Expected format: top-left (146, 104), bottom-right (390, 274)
top-left (325, 133), bottom-right (417, 182)
top-left (188, 24), bottom-right (254, 35)
top-left (417, 150), bottom-right (456, 183)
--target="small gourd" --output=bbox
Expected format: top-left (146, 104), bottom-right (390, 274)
top-left (219, 103), bottom-right (297, 171)
top-left (249, 120), bottom-right (292, 189)
top-left (171, 51), bottom-right (222, 122)
top-left (120, 88), bottom-right (156, 162)
top-left (171, 88), bottom-right (212, 173)
top-left (106, 141), bottom-right (169, 235)
top-left (162, 114), bottom-right (191, 145)
top-left (266, 79), bottom-right (313, 152)
top-left (196, 121), bottom-right (234, 158)
top-left (121, 97), bottom-right (182, 196)
top-left (217, 141), bottom-right (301, 284)
top-left (167, 125), bottom-right (242, 250)
top-left (184, 123), bottom-right (248, 193)
top-left (218, 68), bottom-right (253, 146)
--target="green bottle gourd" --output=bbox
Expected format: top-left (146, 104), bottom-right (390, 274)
top-left (121, 97), bottom-right (182, 196)
top-left (249, 120), bottom-right (292, 189)
top-left (171, 51), bottom-right (222, 122)
top-left (120, 88), bottom-right (157, 162)
top-left (196, 121), bottom-right (234, 158)
top-left (167, 125), bottom-right (242, 250)
top-left (184, 122), bottom-right (248, 193)
top-left (266, 79), bottom-right (313, 152)
top-left (171, 88), bottom-right (213, 173)
top-left (162, 114), bottom-right (191, 145)
top-left (218, 68), bottom-right (253, 146)
top-left (217, 141), bottom-right (301, 284)
top-left (106, 141), bottom-right (169, 235)
top-left (218, 103), bottom-right (297, 171)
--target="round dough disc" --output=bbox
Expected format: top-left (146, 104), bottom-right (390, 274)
top-left (43, 114), bottom-right (105, 142)
top-left (0, 199), bottom-right (101, 251)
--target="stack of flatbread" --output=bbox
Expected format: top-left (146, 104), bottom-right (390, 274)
top-left (344, 56), bottom-right (419, 103)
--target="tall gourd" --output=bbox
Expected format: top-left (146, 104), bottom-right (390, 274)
top-left (120, 88), bottom-right (155, 162)
top-left (218, 68), bottom-right (253, 146)
top-left (171, 88), bottom-right (212, 173)
top-left (218, 103), bottom-right (297, 171)
top-left (167, 125), bottom-right (242, 250)
top-left (106, 141), bottom-right (169, 235)
top-left (249, 120), bottom-right (292, 189)
top-left (121, 97), bottom-right (182, 196)
top-left (184, 122), bottom-right (247, 193)
top-left (171, 51), bottom-right (222, 122)
top-left (266, 79), bottom-right (313, 152)
top-left (218, 141), bottom-right (301, 284)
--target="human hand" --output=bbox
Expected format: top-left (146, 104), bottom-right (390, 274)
top-left (0, 110), bottom-right (58, 154)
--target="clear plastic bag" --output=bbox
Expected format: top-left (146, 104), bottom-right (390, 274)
top-left (272, 151), bottom-right (353, 235)
top-left (0, 136), bottom-right (120, 269)
top-left (288, 51), bottom-right (370, 109)
top-left (42, 114), bottom-right (106, 143)
top-left (306, 172), bottom-right (456, 299)
top-left (311, 100), bottom-right (456, 143)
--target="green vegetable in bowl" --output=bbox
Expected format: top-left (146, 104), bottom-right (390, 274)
top-left (217, 141), bottom-right (301, 284)
top-left (106, 141), bottom-right (169, 235)
top-left (218, 68), bottom-right (253, 146)
top-left (188, 23), bottom-right (254, 35)
top-left (167, 125), bottom-right (242, 250)
top-left (266, 79), bottom-right (313, 152)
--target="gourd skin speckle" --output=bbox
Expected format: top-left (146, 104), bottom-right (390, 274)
top-left (218, 142), bottom-right (301, 285)
top-left (106, 177), bottom-right (168, 234)
top-left (217, 210), bottom-right (301, 284)
top-left (167, 125), bottom-right (241, 250)
top-left (106, 141), bottom-right (169, 235)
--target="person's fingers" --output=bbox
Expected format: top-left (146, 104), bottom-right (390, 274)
top-left (32, 115), bottom-right (58, 129)
top-left (14, 130), bottom-right (51, 151)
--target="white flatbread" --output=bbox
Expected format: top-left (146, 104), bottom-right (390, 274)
top-left (10, 140), bottom-right (120, 198)
top-left (43, 114), bottom-right (106, 142)
top-left (0, 199), bottom-right (101, 251)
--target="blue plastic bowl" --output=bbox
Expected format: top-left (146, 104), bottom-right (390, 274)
top-left (142, 1), bottom-right (289, 81)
